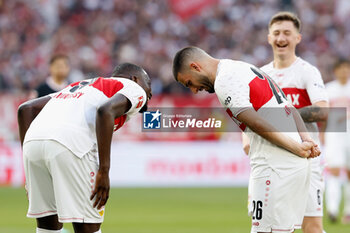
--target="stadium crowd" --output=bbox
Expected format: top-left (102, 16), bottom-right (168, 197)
top-left (0, 0), bottom-right (349, 95)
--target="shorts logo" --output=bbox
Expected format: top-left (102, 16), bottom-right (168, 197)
top-left (252, 222), bottom-right (260, 226)
top-left (99, 210), bottom-right (104, 216)
top-left (143, 110), bottom-right (162, 129)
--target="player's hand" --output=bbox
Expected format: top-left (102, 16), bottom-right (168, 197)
top-left (90, 170), bottom-right (110, 210)
top-left (302, 138), bottom-right (321, 158)
top-left (309, 144), bottom-right (321, 158)
top-left (299, 141), bottom-right (313, 158)
top-left (299, 141), bottom-right (320, 158)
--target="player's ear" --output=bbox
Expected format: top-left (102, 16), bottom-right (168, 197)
top-left (190, 62), bottom-right (201, 72)
top-left (267, 33), bottom-right (273, 45)
top-left (296, 33), bottom-right (302, 44)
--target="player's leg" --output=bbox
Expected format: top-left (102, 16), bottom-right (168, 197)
top-left (37, 215), bottom-right (63, 231)
top-left (325, 167), bottom-right (342, 222)
top-left (48, 141), bottom-right (104, 233)
top-left (324, 136), bottom-right (344, 222)
top-left (72, 223), bottom-right (101, 233)
top-left (302, 217), bottom-right (322, 233)
top-left (23, 140), bottom-right (63, 232)
top-left (342, 167), bottom-right (350, 224)
top-left (302, 160), bottom-right (324, 233)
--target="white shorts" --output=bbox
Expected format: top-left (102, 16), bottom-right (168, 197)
top-left (248, 167), bottom-right (310, 233)
top-left (324, 132), bottom-right (350, 169)
top-left (304, 158), bottom-right (324, 217)
top-left (23, 140), bottom-right (104, 223)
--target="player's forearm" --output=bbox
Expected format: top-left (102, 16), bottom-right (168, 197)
top-left (95, 107), bottom-right (114, 172)
top-left (298, 105), bottom-right (328, 123)
top-left (291, 106), bottom-right (310, 141)
top-left (247, 119), bottom-right (302, 156)
top-left (237, 109), bottom-right (303, 156)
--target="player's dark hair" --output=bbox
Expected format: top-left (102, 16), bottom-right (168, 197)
top-left (269, 11), bottom-right (301, 32)
top-left (333, 58), bottom-right (350, 71)
top-left (172, 46), bottom-right (199, 81)
top-left (112, 63), bottom-right (149, 82)
top-left (49, 54), bottom-right (69, 65)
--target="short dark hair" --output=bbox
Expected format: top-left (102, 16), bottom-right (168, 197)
top-left (172, 46), bottom-right (199, 81)
top-left (333, 58), bottom-right (350, 71)
top-left (112, 63), bottom-right (149, 82)
top-left (269, 11), bottom-right (301, 32)
top-left (49, 54), bottom-right (69, 65)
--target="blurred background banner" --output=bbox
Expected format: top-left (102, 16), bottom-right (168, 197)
top-left (168, 0), bottom-right (218, 21)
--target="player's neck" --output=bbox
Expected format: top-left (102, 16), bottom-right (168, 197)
top-left (273, 54), bottom-right (297, 69)
top-left (207, 58), bottom-right (220, 84)
top-left (337, 78), bottom-right (348, 86)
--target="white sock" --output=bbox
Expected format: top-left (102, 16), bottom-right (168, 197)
top-left (344, 180), bottom-right (350, 215)
top-left (36, 228), bottom-right (62, 233)
top-left (326, 174), bottom-right (342, 216)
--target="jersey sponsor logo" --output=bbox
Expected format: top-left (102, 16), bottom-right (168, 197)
top-left (143, 110), bottom-right (162, 129)
top-left (282, 87), bottom-right (312, 108)
top-left (52, 92), bottom-right (84, 99)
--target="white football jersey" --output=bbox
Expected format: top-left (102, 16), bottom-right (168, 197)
top-left (325, 79), bottom-right (350, 131)
top-left (261, 57), bottom-right (328, 143)
top-left (24, 77), bottom-right (147, 158)
top-left (215, 59), bottom-right (308, 177)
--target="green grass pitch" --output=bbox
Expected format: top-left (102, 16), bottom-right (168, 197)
top-left (0, 187), bottom-right (348, 233)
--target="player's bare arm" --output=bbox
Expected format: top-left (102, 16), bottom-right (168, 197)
top-left (236, 108), bottom-right (317, 158)
top-left (91, 93), bottom-right (131, 210)
top-left (290, 105), bottom-right (320, 158)
top-left (241, 132), bottom-right (250, 155)
top-left (297, 100), bottom-right (329, 123)
top-left (17, 95), bottom-right (51, 146)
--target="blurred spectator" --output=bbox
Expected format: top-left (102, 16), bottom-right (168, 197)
top-left (34, 54), bottom-right (70, 97)
top-left (0, 0), bottom-right (349, 94)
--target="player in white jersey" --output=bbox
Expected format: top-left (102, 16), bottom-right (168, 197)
top-left (324, 59), bottom-right (350, 224)
top-left (260, 12), bottom-right (329, 233)
top-left (17, 63), bottom-right (152, 233)
top-left (172, 46), bottom-right (320, 233)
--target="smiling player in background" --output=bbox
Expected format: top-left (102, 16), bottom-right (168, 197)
top-left (243, 11), bottom-right (329, 233)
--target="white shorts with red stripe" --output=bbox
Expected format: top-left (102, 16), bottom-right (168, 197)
top-left (248, 165), bottom-right (310, 233)
top-left (23, 140), bottom-right (104, 223)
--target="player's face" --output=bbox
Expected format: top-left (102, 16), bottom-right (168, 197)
top-left (268, 21), bottom-right (301, 58)
top-left (334, 63), bottom-right (350, 83)
top-left (177, 72), bottom-right (214, 94)
top-left (50, 58), bottom-right (70, 80)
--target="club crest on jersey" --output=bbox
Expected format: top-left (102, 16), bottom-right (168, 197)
top-left (143, 110), bottom-right (162, 129)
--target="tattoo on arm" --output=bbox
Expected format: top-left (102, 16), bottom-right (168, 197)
top-left (298, 106), bottom-right (325, 123)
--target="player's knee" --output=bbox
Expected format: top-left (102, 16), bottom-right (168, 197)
top-left (72, 222), bottom-right (101, 233)
top-left (302, 221), bottom-right (323, 233)
top-left (36, 228), bottom-right (62, 233)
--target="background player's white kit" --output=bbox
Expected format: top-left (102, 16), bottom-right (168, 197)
top-left (215, 59), bottom-right (310, 233)
top-left (261, 57), bottom-right (328, 217)
top-left (324, 78), bottom-right (350, 219)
